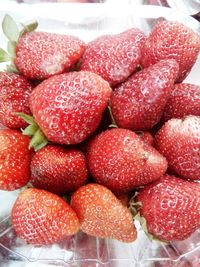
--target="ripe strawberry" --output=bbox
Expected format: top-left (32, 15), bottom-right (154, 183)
top-left (0, 129), bottom-right (31, 191)
top-left (28, 71), bottom-right (112, 148)
top-left (71, 183), bottom-right (137, 242)
top-left (87, 128), bottom-right (167, 193)
top-left (30, 145), bottom-right (88, 195)
top-left (11, 188), bottom-right (79, 245)
top-left (15, 31), bottom-right (86, 80)
top-left (136, 175), bottom-right (200, 241)
top-left (110, 59), bottom-right (179, 131)
top-left (80, 28), bottom-right (146, 86)
top-left (156, 115), bottom-right (200, 180)
top-left (141, 20), bottom-right (200, 82)
top-left (136, 131), bottom-right (155, 147)
top-left (0, 15), bottom-right (86, 80)
top-left (163, 83), bottom-right (200, 121)
top-left (0, 72), bottom-right (33, 129)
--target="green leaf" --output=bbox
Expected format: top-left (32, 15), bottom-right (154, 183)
top-left (7, 41), bottom-right (16, 58)
top-left (22, 123), bottom-right (38, 136)
top-left (0, 48), bottom-right (11, 62)
top-left (2, 14), bottom-right (19, 42)
top-left (20, 20), bottom-right (38, 37)
top-left (6, 63), bottom-right (19, 73)
top-left (14, 112), bottom-right (35, 124)
top-left (29, 128), bottom-right (48, 151)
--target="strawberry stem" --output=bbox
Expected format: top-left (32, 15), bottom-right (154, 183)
top-left (108, 104), bottom-right (118, 128)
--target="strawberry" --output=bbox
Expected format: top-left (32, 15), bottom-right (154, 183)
top-left (30, 145), bottom-right (88, 195)
top-left (80, 28), bottom-right (146, 86)
top-left (141, 20), bottom-right (200, 82)
top-left (71, 183), bottom-right (137, 242)
top-left (136, 131), bottom-right (155, 147)
top-left (136, 175), bottom-right (200, 241)
top-left (15, 31), bottom-right (86, 80)
top-left (26, 71), bottom-right (112, 149)
top-left (0, 129), bottom-right (31, 191)
top-left (87, 128), bottom-right (167, 193)
top-left (11, 188), bottom-right (79, 245)
top-left (155, 115), bottom-right (200, 180)
top-left (0, 72), bottom-right (33, 129)
top-left (163, 83), bottom-right (200, 121)
top-left (0, 15), bottom-right (86, 80)
top-left (110, 59), bottom-right (179, 131)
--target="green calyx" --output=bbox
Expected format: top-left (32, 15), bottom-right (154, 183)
top-left (15, 112), bottom-right (48, 151)
top-left (0, 14), bottom-right (38, 72)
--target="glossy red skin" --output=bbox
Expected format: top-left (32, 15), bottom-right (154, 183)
top-left (155, 115), bottom-right (200, 180)
top-left (141, 20), bottom-right (200, 82)
top-left (110, 59), bottom-right (179, 131)
top-left (87, 128), bottom-right (167, 193)
top-left (11, 188), bottom-right (79, 245)
top-left (0, 129), bottom-right (31, 191)
top-left (30, 145), bottom-right (88, 195)
top-left (0, 72), bottom-right (33, 129)
top-left (15, 31), bottom-right (86, 80)
top-left (137, 175), bottom-right (200, 241)
top-left (81, 28), bottom-right (146, 86)
top-left (163, 83), bottom-right (200, 121)
top-left (30, 71), bottom-right (112, 145)
top-left (71, 183), bottom-right (137, 242)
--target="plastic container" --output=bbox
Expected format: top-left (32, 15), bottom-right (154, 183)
top-left (0, 3), bottom-right (200, 266)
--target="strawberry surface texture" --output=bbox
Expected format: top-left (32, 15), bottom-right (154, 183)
top-left (81, 28), bottom-right (146, 86)
top-left (71, 183), bottom-right (137, 242)
top-left (141, 20), bottom-right (200, 82)
top-left (0, 14), bottom-right (199, 246)
top-left (137, 175), bottom-right (200, 241)
top-left (0, 72), bottom-right (33, 129)
top-left (15, 31), bottom-right (86, 80)
top-left (0, 129), bottom-right (31, 191)
top-left (11, 188), bottom-right (80, 245)
top-left (87, 128), bottom-right (167, 193)
top-left (30, 71), bottom-right (112, 145)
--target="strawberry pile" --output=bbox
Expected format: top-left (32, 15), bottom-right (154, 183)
top-left (0, 15), bottom-right (200, 246)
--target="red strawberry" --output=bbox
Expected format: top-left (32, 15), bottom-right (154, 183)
top-left (81, 28), bottom-right (146, 86)
top-left (30, 145), bottom-right (88, 195)
top-left (28, 71), bottom-right (112, 148)
top-left (11, 188), bottom-right (79, 245)
top-left (136, 131), bottom-right (155, 147)
top-left (87, 128), bottom-right (167, 193)
top-left (141, 20), bottom-right (200, 82)
top-left (136, 175), bottom-right (200, 241)
top-left (71, 183), bottom-right (137, 242)
top-left (15, 31), bottom-right (86, 80)
top-left (163, 83), bottom-right (200, 121)
top-left (0, 15), bottom-right (86, 80)
top-left (0, 129), bottom-right (31, 191)
top-left (0, 72), bottom-right (33, 129)
top-left (110, 59), bottom-right (179, 131)
top-left (155, 115), bottom-right (200, 180)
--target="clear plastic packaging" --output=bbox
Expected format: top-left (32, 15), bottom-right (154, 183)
top-left (0, 3), bottom-right (200, 266)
